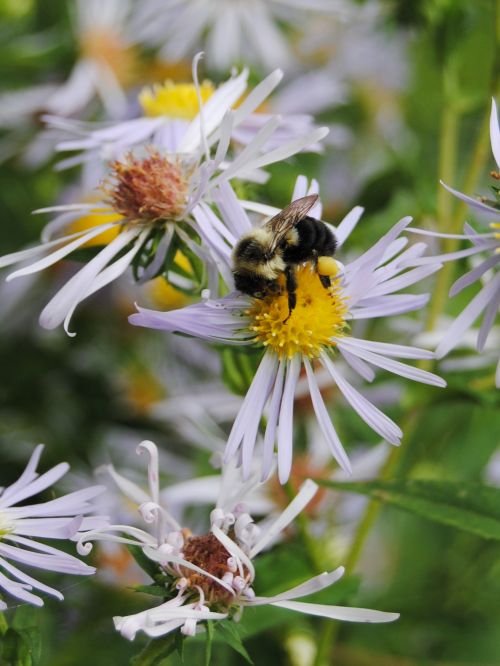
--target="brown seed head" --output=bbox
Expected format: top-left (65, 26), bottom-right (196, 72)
top-left (180, 532), bottom-right (248, 605)
top-left (103, 150), bottom-right (189, 223)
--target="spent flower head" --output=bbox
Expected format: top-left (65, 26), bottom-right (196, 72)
top-left (75, 440), bottom-right (398, 640)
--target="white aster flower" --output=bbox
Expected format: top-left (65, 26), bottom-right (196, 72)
top-left (129, 178), bottom-right (445, 483)
top-left (46, 66), bottom-right (319, 177)
top-left (273, 0), bottom-right (408, 120)
top-left (0, 67), bottom-right (327, 335)
top-left (0, 0), bottom-right (140, 126)
top-left (408, 99), bottom-right (500, 386)
top-left (75, 440), bottom-right (398, 641)
top-left (131, 0), bottom-right (341, 73)
top-left (0, 445), bottom-right (105, 609)
top-left (411, 316), bottom-right (500, 379)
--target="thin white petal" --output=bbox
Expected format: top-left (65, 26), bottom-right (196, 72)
top-left (250, 479), bottom-right (318, 557)
top-left (273, 600), bottom-right (400, 623)
top-left (304, 359), bottom-right (352, 473)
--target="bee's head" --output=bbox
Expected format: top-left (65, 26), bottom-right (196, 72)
top-left (234, 229), bottom-right (275, 262)
top-left (233, 229), bottom-right (286, 278)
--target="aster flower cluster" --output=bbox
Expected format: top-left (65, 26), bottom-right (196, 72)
top-left (408, 99), bottom-right (500, 385)
top-left (1, 2), bottom-right (498, 663)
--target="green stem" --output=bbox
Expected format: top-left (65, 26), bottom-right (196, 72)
top-left (283, 482), bottom-right (324, 574)
top-left (313, 407), bottom-right (420, 666)
top-left (0, 610), bottom-right (8, 636)
top-left (314, 28), bottom-right (500, 666)
top-left (316, 100), bottom-right (494, 666)
top-left (425, 105), bottom-right (492, 331)
top-left (423, 93), bottom-right (461, 332)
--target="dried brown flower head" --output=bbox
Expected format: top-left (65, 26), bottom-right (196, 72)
top-left (104, 150), bottom-right (189, 223)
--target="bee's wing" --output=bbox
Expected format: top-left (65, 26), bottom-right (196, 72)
top-left (264, 194), bottom-right (319, 252)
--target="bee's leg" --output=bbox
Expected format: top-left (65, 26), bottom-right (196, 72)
top-left (311, 250), bottom-right (330, 288)
top-left (317, 255), bottom-right (337, 290)
top-left (319, 274), bottom-right (331, 289)
top-left (283, 266), bottom-right (297, 323)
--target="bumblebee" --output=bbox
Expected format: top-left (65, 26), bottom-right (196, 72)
top-left (232, 194), bottom-right (338, 320)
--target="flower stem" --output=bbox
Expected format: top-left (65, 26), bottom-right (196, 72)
top-left (314, 27), bottom-right (500, 665)
top-left (284, 482), bottom-right (324, 574)
top-left (0, 611), bottom-right (7, 636)
top-left (425, 104), bottom-right (492, 331)
top-left (313, 408), bottom-right (421, 666)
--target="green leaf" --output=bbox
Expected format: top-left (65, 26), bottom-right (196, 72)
top-left (0, 606), bottom-right (42, 666)
top-left (132, 584), bottom-right (168, 598)
top-left (0, 611), bottom-right (8, 637)
top-left (221, 348), bottom-right (262, 396)
top-left (319, 479), bottom-right (500, 540)
top-left (174, 631), bottom-right (185, 663)
top-left (127, 545), bottom-right (162, 581)
top-left (204, 621), bottom-right (214, 666)
top-left (214, 623), bottom-right (253, 665)
top-left (130, 634), bottom-right (177, 666)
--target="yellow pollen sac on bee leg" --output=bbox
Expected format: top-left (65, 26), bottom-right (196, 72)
top-left (317, 255), bottom-right (339, 277)
top-left (247, 263), bottom-right (348, 360)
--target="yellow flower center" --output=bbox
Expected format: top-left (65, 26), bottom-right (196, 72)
top-left (246, 263), bottom-right (348, 359)
top-left (69, 206), bottom-right (123, 247)
top-left (139, 81), bottom-right (215, 120)
top-left (146, 251), bottom-right (193, 309)
top-left (490, 222), bottom-right (500, 253)
top-left (0, 513), bottom-right (14, 537)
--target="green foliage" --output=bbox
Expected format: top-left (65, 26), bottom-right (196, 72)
top-left (221, 347), bottom-right (263, 396)
top-left (0, 607), bottom-right (41, 666)
top-left (320, 478), bottom-right (500, 541)
top-left (130, 634), bottom-right (179, 666)
top-left (127, 546), bottom-right (163, 582)
top-left (213, 624), bottom-right (253, 665)
top-left (0, 0), bottom-right (499, 664)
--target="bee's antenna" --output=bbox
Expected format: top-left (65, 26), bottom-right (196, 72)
top-left (192, 52), bottom-right (210, 163)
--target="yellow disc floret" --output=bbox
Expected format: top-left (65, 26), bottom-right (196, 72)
top-left (69, 209), bottom-right (123, 247)
top-left (247, 263), bottom-right (348, 359)
top-left (0, 513), bottom-right (14, 538)
top-left (490, 222), bottom-right (500, 253)
top-left (139, 81), bottom-right (215, 120)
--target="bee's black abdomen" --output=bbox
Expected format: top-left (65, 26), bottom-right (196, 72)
top-left (283, 217), bottom-right (337, 264)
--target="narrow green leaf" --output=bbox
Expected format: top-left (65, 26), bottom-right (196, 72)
top-left (0, 610), bottom-right (8, 637)
top-left (127, 545), bottom-right (162, 581)
top-left (174, 631), bottom-right (185, 663)
top-left (319, 479), bottom-right (500, 540)
top-left (132, 584), bottom-right (168, 598)
top-left (215, 623), bottom-right (253, 665)
top-left (130, 634), bottom-right (177, 666)
top-left (205, 621), bottom-right (214, 666)
top-left (11, 606), bottom-right (41, 666)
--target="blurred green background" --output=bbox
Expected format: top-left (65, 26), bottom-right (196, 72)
top-left (0, 0), bottom-right (499, 664)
